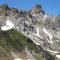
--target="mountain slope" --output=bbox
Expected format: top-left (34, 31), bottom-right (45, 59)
top-left (0, 29), bottom-right (27, 60)
top-left (0, 4), bottom-right (60, 60)
top-left (0, 29), bottom-right (55, 60)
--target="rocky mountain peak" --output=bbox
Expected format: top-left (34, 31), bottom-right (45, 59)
top-left (31, 4), bottom-right (45, 14)
top-left (0, 4), bottom-right (60, 60)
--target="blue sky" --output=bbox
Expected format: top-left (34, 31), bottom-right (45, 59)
top-left (0, 0), bottom-right (60, 16)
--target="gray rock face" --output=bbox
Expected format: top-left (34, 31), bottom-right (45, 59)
top-left (54, 16), bottom-right (60, 27)
top-left (0, 4), bottom-right (60, 59)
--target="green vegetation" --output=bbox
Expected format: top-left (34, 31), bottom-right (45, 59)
top-left (33, 4), bottom-right (42, 13)
top-left (0, 4), bottom-right (9, 10)
top-left (12, 8), bottom-right (18, 13)
top-left (0, 4), bottom-right (19, 16)
top-left (0, 29), bottom-right (36, 52)
top-left (0, 29), bottom-right (27, 50)
top-left (33, 54), bottom-right (44, 60)
top-left (0, 4), bottom-right (9, 16)
top-left (0, 29), bottom-right (55, 60)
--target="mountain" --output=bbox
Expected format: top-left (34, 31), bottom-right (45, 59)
top-left (0, 4), bottom-right (60, 60)
top-left (0, 29), bottom-right (55, 60)
top-left (0, 4), bottom-right (19, 16)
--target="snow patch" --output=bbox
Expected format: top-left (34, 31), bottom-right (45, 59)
top-left (33, 26), bottom-right (43, 39)
top-left (28, 59), bottom-right (31, 60)
top-left (56, 40), bottom-right (59, 42)
top-left (42, 28), bottom-right (53, 44)
top-left (14, 58), bottom-right (23, 60)
top-left (45, 49), bottom-right (59, 54)
top-left (33, 33), bottom-right (43, 39)
top-left (36, 26), bottom-right (39, 36)
top-left (1, 19), bottom-right (14, 31)
top-left (56, 55), bottom-right (60, 59)
top-left (32, 14), bottom-right (36, 17)
top-left (43, 14), bottom-right (48, 19)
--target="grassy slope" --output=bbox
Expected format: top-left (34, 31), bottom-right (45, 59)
top-left (0, 29), bottom-right (37, 60)
top-left (0, 29), bottom-right (55, 60)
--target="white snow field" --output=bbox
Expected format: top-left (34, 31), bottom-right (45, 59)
top-left (1, 19), bottom-right (14, 31)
